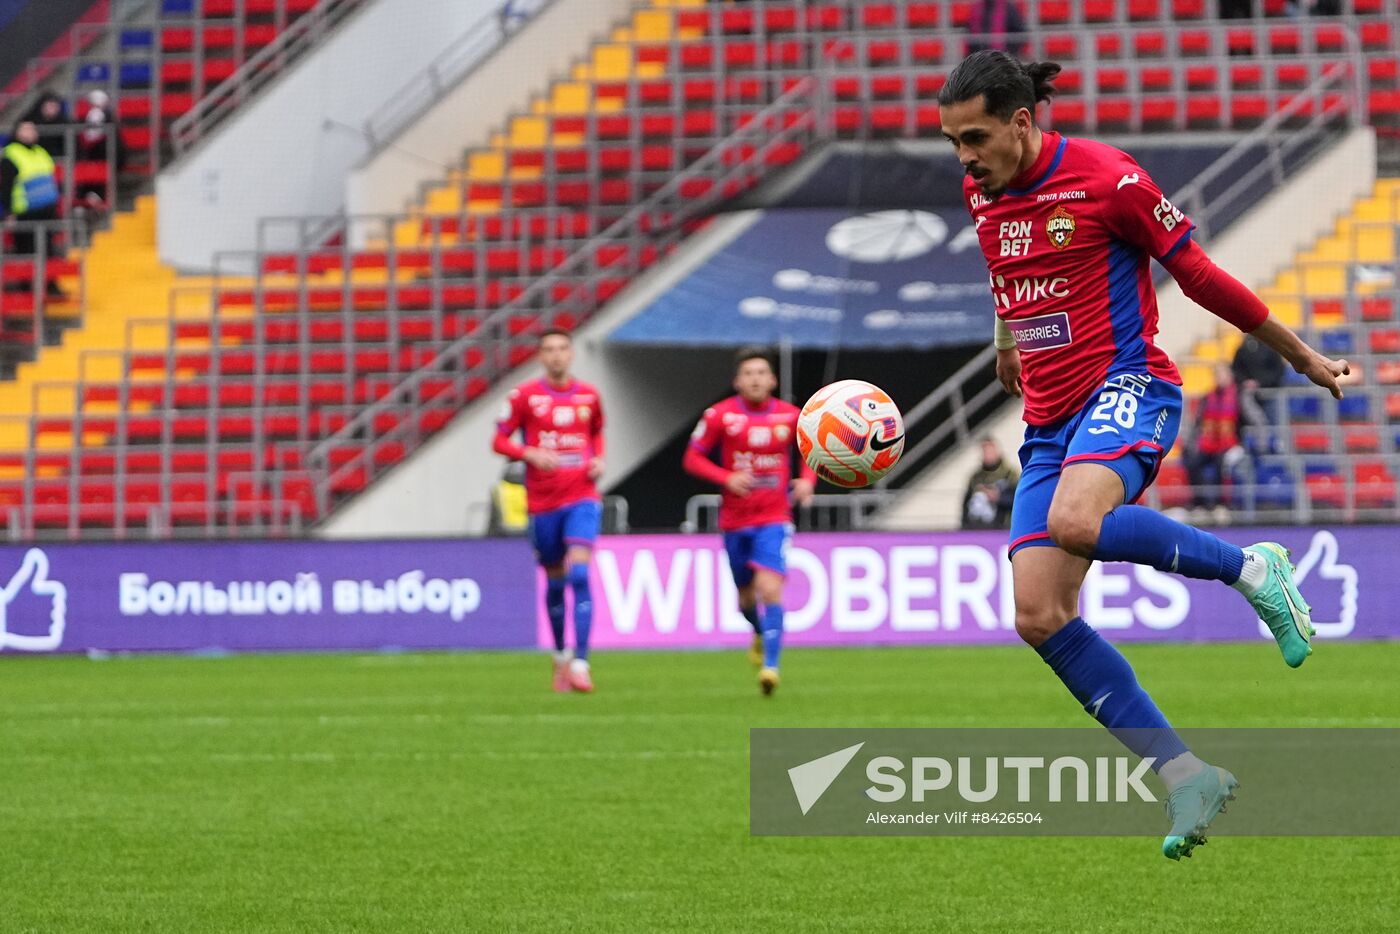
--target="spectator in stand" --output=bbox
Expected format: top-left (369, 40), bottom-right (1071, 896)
top-left (1183, 364), bottom-right (1244, 521)
top-left (966, 0), bottom-right (1028, 58)
top-left (962, 435), bottom-right (1019, 529)
top-left (2, 121), bottom-right (62, 253)
top-left (75, 91), bottom-right (125, 213)
top-left (22, 92), bottom-right (70, 159)
top-left (1288, 0), bottom-right (1340, 15)
top-left (1232, 332), bottom-right (1286, 428)
top-left (488, 461), bottom-right (530, 535)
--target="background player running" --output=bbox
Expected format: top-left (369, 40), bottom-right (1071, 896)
top-left (938, 51), bottom-right (1350, 859)
top-left (493, 328), bottom-right (605, 694)
top-left (683, 348), bottom-right (815, 696)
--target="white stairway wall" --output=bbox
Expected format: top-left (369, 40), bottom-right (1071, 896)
top-left (877, 126), bottom-right (1378, 531)
top-left (345, 0), bottom-right (639, 225)
top-left (157, 0), bottom-right (629, 271)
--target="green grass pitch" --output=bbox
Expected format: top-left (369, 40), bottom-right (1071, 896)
top-left (3, 642), bottom-right (1399, 933)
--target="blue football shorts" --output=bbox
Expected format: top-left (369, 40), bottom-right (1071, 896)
top-left (1009, 372), bottom-right (1183, 558)
top-left (723, 522), bottom-right (794, 588)
top-left (529, 499), bottom-right (602, 567)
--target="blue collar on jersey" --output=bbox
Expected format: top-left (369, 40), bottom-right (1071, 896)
top-left (1005, 135), bottom-right (1067, 197)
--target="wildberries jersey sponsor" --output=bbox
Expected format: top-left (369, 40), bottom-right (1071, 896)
top-left (965, 132), bottom-right (1186, 425)
top-left (689, 397), bottom-right (808, 531)
top-left (496, 379), bottom-right (604, 514)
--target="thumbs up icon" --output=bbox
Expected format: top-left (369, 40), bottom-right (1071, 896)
top-left (1255, 531), bottom-right (1356, 642)
top-left (0, 548), bottom-right (67, 652)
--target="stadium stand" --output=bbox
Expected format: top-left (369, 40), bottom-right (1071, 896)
top-left (1150, 178), bottom-right (1400, 520)
top-left (0, 0), bottom-right (1398, 538)
top-left (1, 0), bottom-right (362, 191)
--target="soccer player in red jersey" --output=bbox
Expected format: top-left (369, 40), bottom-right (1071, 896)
top-left (683, 348), bottom-right (816, 695)
top-left (493, 329), bottom-right (605, 693)
top-left (939, 51), bottom-right (1350, 858)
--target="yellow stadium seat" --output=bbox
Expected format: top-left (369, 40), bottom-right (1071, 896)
top-left (551, 82), bottom-right (591, 115)
top-left (591, 44), bottom-right (632, 81)
top-left (468, 151), bottom-right (505, 181)
top-left (508, 115), bottom-right (548, 148)
top-left (633, 10), bottom-right (672, 41)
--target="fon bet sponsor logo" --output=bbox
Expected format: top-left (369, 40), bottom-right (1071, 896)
top-left (0, 548), bottom-right (67, 652)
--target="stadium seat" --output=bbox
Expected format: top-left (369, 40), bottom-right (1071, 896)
top-left (1355, 461), bottom-right (1397, 508)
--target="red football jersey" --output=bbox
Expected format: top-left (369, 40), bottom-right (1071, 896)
top-left (966, 131), bottom-right (1186, 425)
top-left (688, 396), bottom-right (809, 532)
top-left (495, 378), bottom-right (604, 514)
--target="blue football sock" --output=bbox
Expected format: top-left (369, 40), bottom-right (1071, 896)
top-left (545, 577), bottom-right (567, 653)
top-left (1036, 617), bottom-right (1188, 768)
top-left (568, 563), bottom-right (592, 662)
top-left (761, 604), bottom-right (783, 669)
top-left (741, 604), bottom-right (762, 635)
top-left (1093, 504), bottom-right (1245, 583)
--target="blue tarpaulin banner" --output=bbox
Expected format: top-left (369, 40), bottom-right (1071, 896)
top-left (610, 207), bottom-right (993, 349)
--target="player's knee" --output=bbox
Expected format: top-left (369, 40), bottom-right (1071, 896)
top-left (1014, 605), bottom-right (1071, 647)
top-left (756, 580), bottom-right (782, 607)
top-left (1046, 506), bottom-right (1101, 557)
top-left (752, 571), bottom-right (783, 606)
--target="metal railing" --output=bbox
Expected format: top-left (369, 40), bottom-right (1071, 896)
top-left (683, 492), bottom-right (893, 533)
top-left (3, 1), bottom-right (1398, 538)
top-left (1173, 60), bottom-right (1362, 242)
top-left (170, 0), bottom-right (370, 156)
top-left (302, 79), bottom-right (822, 511)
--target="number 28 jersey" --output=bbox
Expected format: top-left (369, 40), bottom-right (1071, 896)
top-left (966, 131), bottom-right (1186, 426)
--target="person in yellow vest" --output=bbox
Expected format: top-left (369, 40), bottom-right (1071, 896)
top-left (2, 121), bottom-right (63, 266)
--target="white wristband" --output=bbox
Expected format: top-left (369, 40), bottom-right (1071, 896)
top-left (994, 316), bottom-right (1017, 351)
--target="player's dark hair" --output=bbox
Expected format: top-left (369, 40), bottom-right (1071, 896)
top-left (537, 327), bottom-right (571, 346)
top-left (938, 51), bottom-right (1061, 122)
top-left (733, 345), bottom-right (776, 375)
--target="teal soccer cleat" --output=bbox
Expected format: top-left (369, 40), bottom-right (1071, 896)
top-left (1243, 543), bottom-right (1314, 668)
top-left (1162, 765), bottom-right (1239, 861)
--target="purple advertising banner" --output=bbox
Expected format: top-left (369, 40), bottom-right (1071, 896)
top-left (538, 527), bottom-right (1388, 649)
top-left (0, 538), bottom-right (537, 655)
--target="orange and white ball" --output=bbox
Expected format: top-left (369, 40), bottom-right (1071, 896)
top-left (796, 380), bottom-right (905, 488)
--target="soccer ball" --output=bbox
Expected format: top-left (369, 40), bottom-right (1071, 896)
top-left (796, 380), bottom-right (905, 488)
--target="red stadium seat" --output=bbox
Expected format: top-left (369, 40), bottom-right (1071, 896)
top-left (1343, 427), bottom-right (1381, 453)
top-left (1140, 97), bottom-right (1178, 125)
top-left (1362, 297), bottom-right (1396, 321)
top-left (1084, 0), bottom-right (1117, 21)
top-left (1355, 462), bottom-right (1397, 509)
top-left (1292, 427), bottom-right (1331, 454)
top-left (1186, 97), bottom-right (1222, 125)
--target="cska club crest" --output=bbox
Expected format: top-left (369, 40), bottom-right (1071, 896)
top-left (1046, 205), bottom-right (1076, 250)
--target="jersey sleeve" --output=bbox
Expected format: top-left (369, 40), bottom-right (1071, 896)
top-left (492, 388), bottom-right (527, 459)
top-left (1100, 161), bottom-right (1195, 262)
top-left (687, 407), bottom-right (722, 456)
top-left (590, 391), bottom-right (605, 458)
